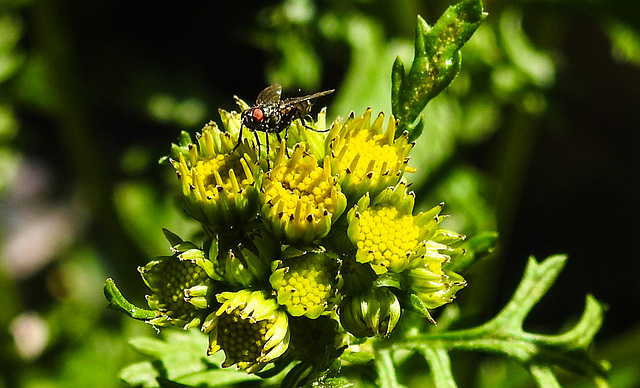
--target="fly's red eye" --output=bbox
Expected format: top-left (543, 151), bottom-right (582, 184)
top-left (252, 108), bottom-right (264, 122)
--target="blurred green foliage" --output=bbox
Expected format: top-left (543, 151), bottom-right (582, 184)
top-left (1, 0), bottom-right (639, 387)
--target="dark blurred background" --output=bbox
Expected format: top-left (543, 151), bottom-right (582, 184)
top-left (1, 0), bottom-right (639, 387)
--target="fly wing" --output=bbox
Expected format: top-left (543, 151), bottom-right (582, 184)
top-left (284, 89), bottom-right (335, 104)
top-left (283, 89), bottom-right (335, 116)
top-left (255, 84), bottom-right (283, 104)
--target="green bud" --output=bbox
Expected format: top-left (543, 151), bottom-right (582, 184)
top-left (207, 231), bottom-right (273, 289)
top-left (405, 266), bottom-right (466, 310)
top-left (339, 287), bottom-right (402, 338)
top-left (139, 237), bottom-right (214, 329)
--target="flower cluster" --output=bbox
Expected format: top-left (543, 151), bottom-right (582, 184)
top-left (122, 92), bottom-right (468, 374)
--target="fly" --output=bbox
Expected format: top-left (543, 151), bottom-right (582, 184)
top-left (233, 84), bottom-right (334, 170)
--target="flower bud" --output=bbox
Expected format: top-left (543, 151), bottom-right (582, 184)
top-left (339, 287), bottom-right (401, 338)
top-left (206, 230), bottom-right (275, 289)
top-left (269, 250), bottom-right (339, 319)
top-left (329, 109), bottom-right (416, 203)
top-left (169, 120), bottom-right (261, 230)
top-left (139, 235), bottom-right (214, 329)
top-left (405, 265), bottom-right (466, 310)
top-left (261, 144), bottom-right (347, 245)
top-left (202, 290), bottom-right (289, 373)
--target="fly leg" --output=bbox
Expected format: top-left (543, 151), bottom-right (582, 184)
top-left (252, 131), bottom-right (265, 169)
top-left (232, 124), bottom-right (244, 151)
top-left (299, 112), bottom-right (330, 132)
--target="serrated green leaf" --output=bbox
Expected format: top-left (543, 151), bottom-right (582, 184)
top-left (391, 0), bottom-right (487, 140)
top-left (396, 255), bottom-right (608, 385)
top-left (489, 255), bottom-right (567, 328)
top-left (119, 361), bottom-right (160, 388)
top-left (128, 331), bottom-right (212, 382)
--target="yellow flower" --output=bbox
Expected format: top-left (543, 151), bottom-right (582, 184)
top-left (347, 183), bottom-right (438, 275)
top-left (261, 143), bottom-right (347, 244)
top-left (170, 120), bottom-right (261, 229)
top-left (328, 109), bottom-right (416, 203)
top-left (202, 290), bottom-right (289, 373)
top-left (269, 250), bottom-right (339, 319)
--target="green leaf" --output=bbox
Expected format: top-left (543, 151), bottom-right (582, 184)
top-left (162, 228), bottom-right (184, 248)
top-left (127, 331), bottom-right (209, 379)
top-left (398, 291), bottom-right (435, 324)
top-left (487, 255), bottom-right (568, 327)
top-left (119, 361), bottom-right (159, 388)
top-left (391, 0), bottom-right (487, 140)
top-left (103, 278), bottom-right (157, 320)
top-left (397, 255), bottom-right (608, 385)
top-left (444, 231), bottom-right (498, 273)
top-left (125, 330), bottom-right (261, 387)
top-left (175, 369), bottom-right (261, 387)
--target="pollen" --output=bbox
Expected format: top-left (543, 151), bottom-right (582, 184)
top-left (354, 206), bottom-right (420, 274)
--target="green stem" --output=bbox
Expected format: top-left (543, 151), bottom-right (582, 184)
top-left (529, 364), bottom-right (561, 388)
top-left (418, 345), bottom-right (457, 388)
top-left (376, 348), bottom-right (404, 388)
